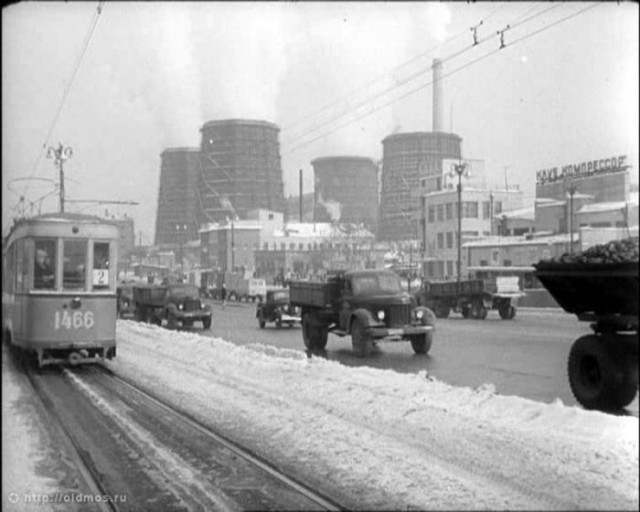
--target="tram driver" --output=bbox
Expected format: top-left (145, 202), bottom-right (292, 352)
top-left (34, 248), bottom-right (55, 289)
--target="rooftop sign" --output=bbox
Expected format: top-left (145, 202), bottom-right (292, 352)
top-left (536, 155), bottom-right (628, 185)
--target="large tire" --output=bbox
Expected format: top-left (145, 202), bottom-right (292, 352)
top-left (302, 313), bottom-right (328, 351)
top-left (461, 306), bottom-right (470, 319)
top-left (410, 334), bottom-right (433, 355)
top-left (167, 311), bottom-right (177, 329)
top-left (202, 316), bottom-right (212, 330)
top-left (499, 304), bottom-right (516, 320)
top-left (258, 312), bottom-right (266, 329)
top-left (351, 318), bottom-right (372, 358)
top-left (275, 314), bottom-right (283, 329)
top-left (470, 301), bottom-right (488, 320)
top-left (568, 334), bottom-right (638, 410)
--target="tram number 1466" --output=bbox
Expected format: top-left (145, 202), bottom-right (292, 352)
top-left (54, 310), bottom-right (95, 330)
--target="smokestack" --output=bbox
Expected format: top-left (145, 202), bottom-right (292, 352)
top-left (432, 58), bottom-right (444, 132)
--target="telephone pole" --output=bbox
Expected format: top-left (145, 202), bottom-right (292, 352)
top-left (47, 143), bottom-right (73, 213)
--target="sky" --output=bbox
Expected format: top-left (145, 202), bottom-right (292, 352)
top-left (3, 319), bottom-right (638, 510)
top-left (2, 1), bottom-right (638, 243)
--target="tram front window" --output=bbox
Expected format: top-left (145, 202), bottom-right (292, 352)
top-left (93, 242), bottom-right (110, 290)
top-left (63, 240), bottom-right (87, 290)
top-left (34, 240), bottom-right (56, 289)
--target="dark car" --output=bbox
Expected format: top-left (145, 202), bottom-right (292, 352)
top-left (164, 284), bottom-right (212, 329)
top-left (256, 289), bottom-right (301, 328)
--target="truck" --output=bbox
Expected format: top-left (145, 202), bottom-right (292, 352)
top-left (256, 288), bottom-right (302, 328)
top-left (534, 259), bottom-right (638, 411)
top-left (289, 269), bottom-right (435, 357)
top-left (417, 276), bottom-right (523, 320)
top-left (132, 282), bottom-right (212, 329)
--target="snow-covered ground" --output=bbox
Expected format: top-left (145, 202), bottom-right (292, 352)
top-left (3, 321), bottom-right (639, 510)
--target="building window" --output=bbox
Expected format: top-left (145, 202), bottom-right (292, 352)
top-left (446, 260), bottom-right (454, 277)
top-left (495, 201), bottom-right (503, 214)
top-left (437, 233), bottom-right (444, 249)
top-left (482, 201), bottom-right (491, 219)
top-left (446, 232), bottom-right (453, 249)
top-left (428, 206), bottom-right (435, 223)
top-left (436, 204), bottom-right (444, 222)
top-left (491, 249), bottom-right (500, 265)
top-left (480, 260), bottom-right (488, 267)
top-left (446, 203), bottom-right (453, 220)
top-left (463, 201), bottom-right (478, 218)
top-left (503, 259), bottom-right (512, 267)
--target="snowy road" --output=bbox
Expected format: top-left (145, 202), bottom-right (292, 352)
top-left (3, 321), bottom-right (638, 510)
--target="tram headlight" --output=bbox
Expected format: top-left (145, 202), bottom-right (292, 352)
top-left (377, 310), bottom-right (385, 321)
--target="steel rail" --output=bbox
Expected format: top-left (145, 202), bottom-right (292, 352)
top-left (96, 364), bottom-right (345, 511)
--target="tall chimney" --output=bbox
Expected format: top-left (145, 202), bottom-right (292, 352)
top-left (432, 58), bottom-right (444, 132)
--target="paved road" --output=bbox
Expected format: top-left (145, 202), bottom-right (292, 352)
top-left (200, 300), bottom-right (638, 415)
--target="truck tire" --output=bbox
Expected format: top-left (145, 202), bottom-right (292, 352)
top-left (351, 319), bottom-right (372, 358)
top-left (202, 316), bottom-right (212, 330)
top-left (302, 313), bottom-right (328, 351)
top-left (499, 304), bottom-right (516, 320)
top-left (461, 306), bottom-right (470, 319)
top-left (471, 301), bottom-right (488, 320)
top-left (258, 312), bottom-right (266, 329)
top-left (167, 311), bottom-right (177, 329)
top-left (568, 334), bottom-right (638, 410)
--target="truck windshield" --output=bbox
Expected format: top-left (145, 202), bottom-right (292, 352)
top-left (352, 273), bottom-right (402, 294)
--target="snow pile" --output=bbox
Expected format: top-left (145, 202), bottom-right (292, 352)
top-left (107, 321), bottom-right (639, 510)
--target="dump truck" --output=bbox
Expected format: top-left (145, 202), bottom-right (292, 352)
top-left (132, 282), bottom-right (212, 329)
top-left (289, 269), bottom-right (435, 357)
top-left (533, 237), bottom-right (638, 411)
top-left (417, 276), bottom-right (523, 320)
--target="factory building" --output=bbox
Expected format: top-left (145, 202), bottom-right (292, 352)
top-left (378, 59), bottom-right (463, 241)
top-left (198, 119), bottom-right (286, 223)
top-left (311, 156), bottom-right (379, 233)
top-left (154, 148), bottom-right (202, 245)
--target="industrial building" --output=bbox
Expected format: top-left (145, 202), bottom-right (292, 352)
top-left (198, 119), bottom-right (286, 223)
top-left (378, 59), bottom-right (463, 241)
top-left (311, 156), bottom-right (379, 233)
top-left (154, 148), bottom-right (202, 245)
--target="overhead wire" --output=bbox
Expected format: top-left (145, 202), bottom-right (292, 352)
top-left (281, 3), bottom-right (596, 156)
top-left (18, 1), bottom-right (105, 208)
top-left (281, 3), bottom-right (563, 154)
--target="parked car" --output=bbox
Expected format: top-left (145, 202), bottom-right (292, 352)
top-left (256, 289), bottom-right (301, 328)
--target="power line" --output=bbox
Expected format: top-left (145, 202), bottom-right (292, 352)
top-left (281, 3), bottom-right (563, 154)
top-left (282, 3), bottom-right (598, 156)
top-left (20, 1), bottom-right (105, 203)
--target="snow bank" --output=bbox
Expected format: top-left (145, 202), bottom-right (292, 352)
top-left (107, 321), bottom-right (639, 510)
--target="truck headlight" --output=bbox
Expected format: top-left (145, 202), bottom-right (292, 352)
top-left (178, 304), bottom-right (184, 311)
top-left (377, 310), bottom-right (385, 321)
top-left (201, 303), bottom-right (206, 309)
top-left (415, 309), bottom-right (424, 320)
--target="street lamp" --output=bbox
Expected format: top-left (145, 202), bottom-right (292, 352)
top-left (174, 223), bottom-right (188, 274)
top-left (46, 143), bottom-right (73, 213)
top-left (449, 160), bottom-right (470, 284)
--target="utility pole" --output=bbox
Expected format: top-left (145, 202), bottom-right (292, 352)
top-left (47, 143), bottom-right (73, 213)
top-left (449, 160), bottom-right (469, 286)
top-left (489, 192), bottom-right (494, 236)
top-left (567, 183), bottom-right (578, 255)
top-left (299, 168), bottom-right (303, 222)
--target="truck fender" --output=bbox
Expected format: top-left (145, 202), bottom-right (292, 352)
top-left (413, 306), bottom-right (436, 326)
top-left (348, 308), bottom-right (377, 333)
top-left (165, 304), bottom-right (179, 317)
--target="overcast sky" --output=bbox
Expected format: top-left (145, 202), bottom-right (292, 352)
top-left (2, 1), bottom-right (638, 242)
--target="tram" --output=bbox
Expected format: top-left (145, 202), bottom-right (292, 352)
top-left (2, 213), bottom-right (120, 367)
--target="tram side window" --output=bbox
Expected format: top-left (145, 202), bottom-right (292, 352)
top-left (63, 240), bottom-right (87, 290)
top-left (92, 242), bottom-right (110, 290)
top-left (34, 240), bottom-right (56, 290)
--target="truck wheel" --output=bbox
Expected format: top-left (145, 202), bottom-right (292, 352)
top-left (410, 334), bottom-right (433, 355)
top-left (167, 312), bottom-right (177, 329)
top-left (568, 334), bottom-right (638, 410)
top-left (499, 304), bottom-right (516, 320)
top-left (258, 313), bottom-right (266, 329)
top-left (202, 317), bottom-right (212, 330)
top-left (471, 302), bottom-right (488, 320)
top-left (461, 306), bottom-right (470, 319)
top-left (275, 314), bottom-right (283, 329)
top-left (302, 314), bottom-right (328, 351)
top-left (351, 319), bottom-right (372, 358)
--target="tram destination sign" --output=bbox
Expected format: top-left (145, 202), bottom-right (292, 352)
top-left (536, 155), bottom-right (628, 185)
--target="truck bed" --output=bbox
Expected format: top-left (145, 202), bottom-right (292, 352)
top-left (289, 280), bottom-right (340, 308)
top-left (533, 261), bottom-right (638, 316)
top-left (132, 284), bottom-right (166, 307)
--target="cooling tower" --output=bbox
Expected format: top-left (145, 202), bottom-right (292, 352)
top-left (379, 132), bottom-right (462, 241)
top-left (311, 156), bottom-right (379, 233)
top-left (199, 119), bottom-right (285, 222)
top-left (154, 148), bottom-right (202, 245)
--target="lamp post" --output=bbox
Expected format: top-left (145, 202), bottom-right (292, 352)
top-left (567, 183), bottom-right (578, 255)
top-left (174, 223), bottom-right (188, 274)
top-left (46, 143), bottom-right (73, 213)
top-left (449, 160), bottom-right (470, 284)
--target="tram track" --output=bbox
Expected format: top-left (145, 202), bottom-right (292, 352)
top-left (23, 357), bottom-right (344, 511)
